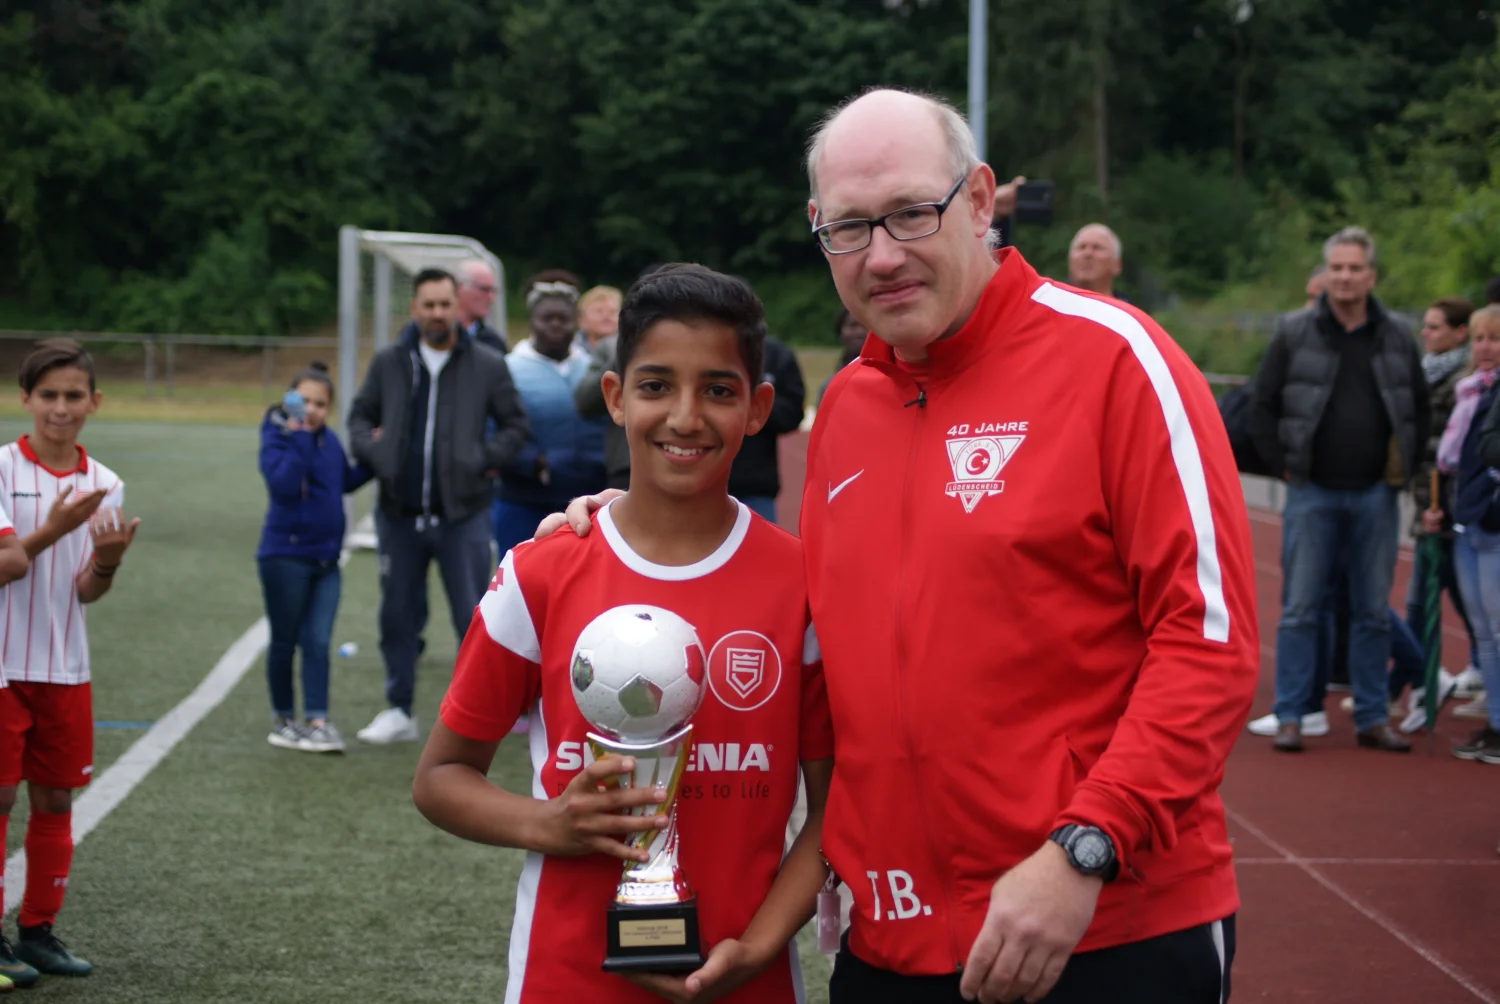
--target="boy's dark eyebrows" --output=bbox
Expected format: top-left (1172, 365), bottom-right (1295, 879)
top-left (699, 369), bottom-right (747, 382)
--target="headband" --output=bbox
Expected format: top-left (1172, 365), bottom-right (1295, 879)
top-left (526, 281), bottom-right (580, 309)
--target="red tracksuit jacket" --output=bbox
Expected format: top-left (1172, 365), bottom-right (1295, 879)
top-left (801, 248), bottom-right (1259, 976)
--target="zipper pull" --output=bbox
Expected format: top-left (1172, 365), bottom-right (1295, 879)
top-left (904, 387), bottom-right (927, 408)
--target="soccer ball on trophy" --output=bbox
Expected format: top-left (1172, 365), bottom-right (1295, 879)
top-left (568, 604), bottom-right (711, 974)
top-left (569, 605), bottom-right (707, 744)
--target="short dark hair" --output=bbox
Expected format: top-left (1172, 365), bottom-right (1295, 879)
top-left (19, 337), bottom-right (96, 394)
top-left (616, 264), bottom-right (766, 382)
top-left (1430, 297), bottom-right (1473, 330)
top-left (1485, 275), bottom-right (1500, 306)
top-left (290, 360), bottom-right (335, 402)
top-left (412, 268), bottom-right (456, 296)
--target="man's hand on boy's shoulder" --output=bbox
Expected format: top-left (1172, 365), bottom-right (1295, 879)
top-left (623, 937), bottom-right (770, 1004)
top-left (533, 489), bottom-right (624, 541)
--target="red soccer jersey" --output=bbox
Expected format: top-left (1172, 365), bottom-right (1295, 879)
top-left (441, 500), bottom-right (833, 1004)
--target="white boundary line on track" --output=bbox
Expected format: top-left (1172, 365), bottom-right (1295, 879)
top-left (3, 618), bottom-right (268, 917)
top-left (1236, 857), bottom-right (1500, 866)
top-left (1226, 806), bottom-right (1498, 1004)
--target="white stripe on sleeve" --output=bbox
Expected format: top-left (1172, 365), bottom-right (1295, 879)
top-left (1030, 283), bottom-right (1230, 643)
top-left (479, 549), bottom-right (542, 661)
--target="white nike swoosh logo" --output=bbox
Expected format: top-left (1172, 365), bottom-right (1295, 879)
top-left (828, 470), bottom-right (864, 503)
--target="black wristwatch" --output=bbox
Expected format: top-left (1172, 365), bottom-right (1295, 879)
top-left (1048, 824), bottom-right (1119, 883)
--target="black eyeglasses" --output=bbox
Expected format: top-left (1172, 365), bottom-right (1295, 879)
top-left (812, 174), bottom-right (969, 255)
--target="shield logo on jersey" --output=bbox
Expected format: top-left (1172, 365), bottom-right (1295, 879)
top-left (944, 435), bottom-right (1024, 513)
top-left (725, 648), bottom-right (765, 698)
top-left (707, 631), bottom-right (783, 712)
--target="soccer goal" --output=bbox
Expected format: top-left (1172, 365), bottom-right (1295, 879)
top-left (336, 225), bottom-right (508, 549)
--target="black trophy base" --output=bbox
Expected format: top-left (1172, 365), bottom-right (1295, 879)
top-left (602, 900), bottom-right (703, 974)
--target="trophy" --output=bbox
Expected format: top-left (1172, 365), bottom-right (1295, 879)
top-left (569, 604), bottom-right (709, 973)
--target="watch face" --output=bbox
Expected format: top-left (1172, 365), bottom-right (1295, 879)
top-left (1073, 832), bottom-right (1111, 871)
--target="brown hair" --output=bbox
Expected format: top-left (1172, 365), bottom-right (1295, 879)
top-left (19, 337), bottom-right (96, 394)
top-left (1430, 297), bottom-right (1474, 330)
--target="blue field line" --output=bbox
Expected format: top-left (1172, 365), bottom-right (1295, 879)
top-left (94, 720), bottom-right (155, 729)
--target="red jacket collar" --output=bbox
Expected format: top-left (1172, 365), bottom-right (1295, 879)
top-left (17, 435), bottom-right (89, 477)
top-left (857, 247), bottom-right (1041, 380)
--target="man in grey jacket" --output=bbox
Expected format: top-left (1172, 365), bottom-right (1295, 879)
top-left (347, 267), bottom-right (529, 743)
top-left (1250, 227), bottom-right (1430, 754)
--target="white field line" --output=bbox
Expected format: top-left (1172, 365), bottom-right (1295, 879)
top-left (1226, 806), bottom-right (1498, 1004)
top-left (3, 618), bottom-right (268, 917)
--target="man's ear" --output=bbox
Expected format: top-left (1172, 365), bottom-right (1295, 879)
top-left (745, 380), bottom-right (776, 437)
top-left (601, 370), bottom-right (626, 428)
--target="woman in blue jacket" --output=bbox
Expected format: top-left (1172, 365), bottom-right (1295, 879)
top-left (492, 272), bottom-right (607, 550)
top-left (1435, 305), bottom-right (1500, 762)
top-left (257, 362), bottom-right (372, 753)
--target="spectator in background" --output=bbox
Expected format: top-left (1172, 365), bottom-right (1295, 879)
top-left (818, 306), bottom-right (866, 405)
top-left (1440, 304), bottom-right (1500, 761)
top-left (1485, 275), bottom-right (1500, 306)
top-left (1067, 224), bottom-right (1124, 301)
top-left (1305, 265), bottom-right (1326, 308)
top-left (576, 265), bottom-right (666, 491)
top-left (575, 284), bottom-right (621, 354)
top-left (493, 271), bottom-right (605, 550)
top-left (1250, 226), bottom-right (1430, 753)
top-left (728, 331), bottom-right (806, 523)
top-left (456, 259), bottom-right (508, 355)
top-left (1399, 297), bottom-right (1477, 730)
top-left (347, 268), bottom-right (529, 744)
top-left (256, 363), bottom-right (372, 753)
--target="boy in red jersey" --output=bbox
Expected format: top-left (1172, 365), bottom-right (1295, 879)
top-left (0, 339), bottom-right (139, 988)
top-left (414, 264), bottom-right (833, 1004)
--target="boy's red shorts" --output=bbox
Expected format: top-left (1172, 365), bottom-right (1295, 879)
top-left (0, 681), bottom-right (94, 789)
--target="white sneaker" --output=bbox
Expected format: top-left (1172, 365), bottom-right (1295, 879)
top-left (356, 708), bottom-right (419, 744)
top-left (1398, 670), bottom-right (1459, 734)
top-left (1453, 694), bottom-right (1490, 720)
top-left (1455, 666), bottom-right (1484, 696)
top-left (1247, 711), bottom-right (1329, 737)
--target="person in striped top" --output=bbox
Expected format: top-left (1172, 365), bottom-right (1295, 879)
top-left (0, 339), bottom-right (140, 987)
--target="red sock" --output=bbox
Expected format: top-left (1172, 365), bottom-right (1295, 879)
top-left (18, 810), bottom-right (72, 929)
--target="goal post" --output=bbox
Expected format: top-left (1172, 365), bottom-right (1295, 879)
top-left (336, 225), bottom-right (508, 549)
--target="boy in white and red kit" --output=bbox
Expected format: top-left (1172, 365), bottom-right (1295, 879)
top-left (0, 338), bottom-right (140, 988)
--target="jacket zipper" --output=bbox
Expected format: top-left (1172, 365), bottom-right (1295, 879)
top-left (892, 376), bottom-right (963, 971)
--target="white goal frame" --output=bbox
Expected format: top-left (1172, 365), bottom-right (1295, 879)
top-left (336, 225), bottom-right (507, 548)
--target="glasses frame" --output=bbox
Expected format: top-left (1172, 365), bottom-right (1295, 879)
top-left (812, 174), bottom-right (970, 255)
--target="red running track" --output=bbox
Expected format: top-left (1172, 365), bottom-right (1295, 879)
top-left (776, 431), bottom-right (1500, 1002)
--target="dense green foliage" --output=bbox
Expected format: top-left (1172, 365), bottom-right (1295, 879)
top-left (2, 0), bottom-right (1497, 340)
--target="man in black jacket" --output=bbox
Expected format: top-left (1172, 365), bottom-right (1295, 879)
top-left (728, 334), bottom-right (805, 523)
top-left (347, 268), bottom-right (529, 743)
top-left (1250, 227), bottom-right (1430, 754)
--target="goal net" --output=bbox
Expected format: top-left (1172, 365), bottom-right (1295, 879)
top-left (336, 226), bottom-right (508, 549)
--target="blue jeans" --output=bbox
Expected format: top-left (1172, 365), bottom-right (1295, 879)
top-left (376, 510), bottom-right (494, 715)
top-left (1452, 527), bottom-right (1500, 730)
top-left (740, 496), bottom-right (777, 523)
top-left (1274, 483), bottom-right (1400, 731)
top-left (257, 556), bottom-right (342, 720)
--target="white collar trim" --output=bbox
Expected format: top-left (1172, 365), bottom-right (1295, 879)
top-left (597, 499), bottom-right (750, 581)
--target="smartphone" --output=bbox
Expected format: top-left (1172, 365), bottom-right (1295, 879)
top-left (282, 390), bottom-right (306, 422)
top-left (1014, 180), bottom-right (1055, 225)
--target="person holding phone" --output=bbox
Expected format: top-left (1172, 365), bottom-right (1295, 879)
top-left (257, 362), bottom-right (373, 753)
